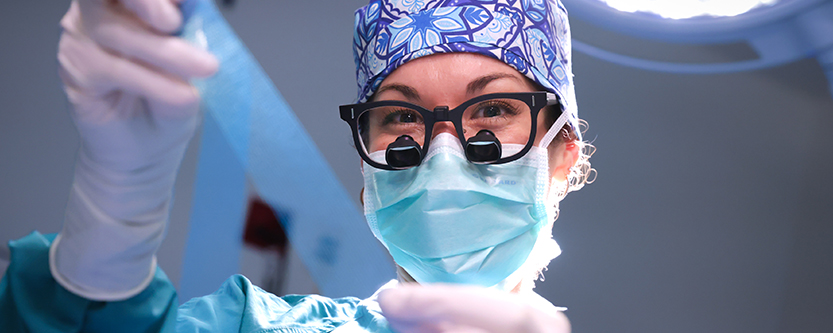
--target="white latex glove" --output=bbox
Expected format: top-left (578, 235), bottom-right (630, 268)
top-left (50, 0), bottom-right (218, 301)
top-left (378, 285), bottom-right (571, 333)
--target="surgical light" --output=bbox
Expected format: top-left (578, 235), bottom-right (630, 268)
top-left (563, 0), bottom-right (833, 98)
top-left (598, 0), bottom-right (780, 19)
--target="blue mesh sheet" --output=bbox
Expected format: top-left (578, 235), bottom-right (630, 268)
top-left (178, 0), bottom-right (394, 299)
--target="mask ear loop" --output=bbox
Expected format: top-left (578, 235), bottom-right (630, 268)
top-left (539, 109), bottom-right (572, 204)
top-left (529, 111), bottom-right (571, 290)
top-left (538, 109), bottom-right (571, 148)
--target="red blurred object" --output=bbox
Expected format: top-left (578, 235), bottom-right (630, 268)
top-left (243, 197), bottom-right (288, 255)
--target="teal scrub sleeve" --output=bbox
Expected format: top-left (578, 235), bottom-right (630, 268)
top-left (1, 231), bottom-right (391, 332)
top-left (0, 232), bottom-right (178, 333)
top-left (176, 275), bottom-right (366, 332)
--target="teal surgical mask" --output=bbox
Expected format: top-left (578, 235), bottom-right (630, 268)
top-left (363, 132), bottom-right (561, 290)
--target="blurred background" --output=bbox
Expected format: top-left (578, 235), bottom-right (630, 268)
top-left (1, 1), bottom-right (831, 332)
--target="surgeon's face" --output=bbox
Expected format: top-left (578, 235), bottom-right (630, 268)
top-left (372, 52), bottom-right (578, 181)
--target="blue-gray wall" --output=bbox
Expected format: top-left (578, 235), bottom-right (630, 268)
top-left (1, 1), bottom-right (831, 332)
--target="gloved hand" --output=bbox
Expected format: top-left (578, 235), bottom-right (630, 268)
top-left (379, 284), bottom-right (571, 333)
top-left (50, 0), bottom-right (218, 301)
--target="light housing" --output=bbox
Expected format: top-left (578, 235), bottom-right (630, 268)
top-left (563, 0), bottom-right (833, 97)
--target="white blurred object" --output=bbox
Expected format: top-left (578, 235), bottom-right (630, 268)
top-left (378, 284), bottom-right (570, 333)
top-left (599, 0), bottom-right (779, 19)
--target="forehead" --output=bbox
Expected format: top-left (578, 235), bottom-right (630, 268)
top-left (378, 53), bottom-right (535, 100)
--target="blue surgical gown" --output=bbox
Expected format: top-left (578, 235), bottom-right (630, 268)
top-left (0, 232), bottom-right (393, 332)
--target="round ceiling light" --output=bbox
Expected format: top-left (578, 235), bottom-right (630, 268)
top-left (564, 0), bottom-right (833, 97)
top-left (597, 0), bottom-right (780, 20)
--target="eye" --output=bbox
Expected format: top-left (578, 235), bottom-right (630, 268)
top-left (472, 100), bottom-right (518, 119)
top-left (483, 105), bottom-right (502, 117)
top-left (382, 108), bottom-right (422, 125)
top-left (398, 111), bottom-right (418, 123)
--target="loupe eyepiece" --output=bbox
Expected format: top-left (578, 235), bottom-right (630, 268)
top-left (465, 130), bottom-right (502, 164)
top-left (386, 135), bottom-right (423, 169)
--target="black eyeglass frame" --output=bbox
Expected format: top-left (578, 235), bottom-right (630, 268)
top-left (339, 91), bottom-right (562, 170)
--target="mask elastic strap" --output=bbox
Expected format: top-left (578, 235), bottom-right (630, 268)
top-left (538, 111), bottom-right (571, 148)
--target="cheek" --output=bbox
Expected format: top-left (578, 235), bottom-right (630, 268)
top-left (533, 111), bottom-right (550, 146)
top-left (368, 134), bottom-right (390, 153)
top-left (548, 142), bottom-right (571, 182)
top-left (548, 143), bottom-right (562, 179)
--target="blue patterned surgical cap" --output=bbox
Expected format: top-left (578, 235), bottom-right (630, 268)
top-left (353, 0), bottom-right (579, 137)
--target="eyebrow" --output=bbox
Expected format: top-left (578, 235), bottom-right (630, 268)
top-left (374, 84), bottom-right (421, 102)
top-left (466, 73), bottom-right (521, 95)
top-left (373, 72), bottom-right (521, 102)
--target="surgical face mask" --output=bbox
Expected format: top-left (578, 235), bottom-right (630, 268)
top-left (362, 131), bottom-right (560, 290)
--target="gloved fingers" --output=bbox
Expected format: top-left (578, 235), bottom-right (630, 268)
top-left (379, 285), bottom-right (570, 333)
top-left (58, 26), bottom-right (124, 105)
top-left (73, 0), bottom-right (217, 80)
top-left (96, 19), bottom-right (218, 80)
top-left (441, 328), bottom-right (491, 333)
top-left (58, 23), bottom-right (198, 115)
top-left (108, 55), bottom-right (200, 115)
top-left (147, 92), bottom-right (202, 119)
top-left (117, 0), bottom-right (182, 34)
top-left (68, 0), bottom-right (217, 82)
top-left (384, 320), bottom-right (490, 333)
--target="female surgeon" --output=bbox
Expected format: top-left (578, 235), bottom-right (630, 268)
top-left (0, 0), bottom-right (594, 332)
